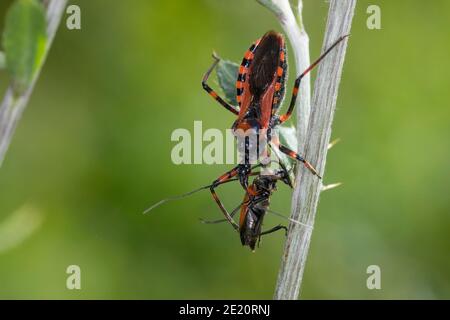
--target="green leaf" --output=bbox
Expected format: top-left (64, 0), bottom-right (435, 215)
top-left (278, 125), bottom-right (298, 153)
top-left (3, 0), bottom-right (47, 95)
top-left (0, 51), bottom-right (5, 69)
top-left (216, 58), bottom-right (239, 106)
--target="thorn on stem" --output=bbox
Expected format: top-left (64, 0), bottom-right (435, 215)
top-left (328, 138), bottom-right (341, 150)
top-left (321, 182), bottom-right (343, 192)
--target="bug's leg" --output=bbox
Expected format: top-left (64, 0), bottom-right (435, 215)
top-left (272, 142), bottom-right (322, 179)
top-left (278, 35), bottom-right (349, 124)
top-left (258, 225), bottom-right (287, 247)
top-left (201, 169), bottom-right (261, 224)
top-left (259, 225), bottom-right (288, 237)
top-left (200, 203), bottom-right (241, 224)
top-left (209, 163), bottom-right (265, 229)
top-left (209, 167), bottom-right (243, 231)
top-left (202, 53), bottom-right (239, 115)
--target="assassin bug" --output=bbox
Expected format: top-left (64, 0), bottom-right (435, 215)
top-left (202, 31), bottom-right (348, 231)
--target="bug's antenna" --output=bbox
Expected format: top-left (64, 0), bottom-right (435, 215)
top-left (266, 208), bottom-right (313, 230)
top-left (143, 179), bottom-right (239, 214)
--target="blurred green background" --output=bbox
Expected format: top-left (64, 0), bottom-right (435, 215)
top-left (0, 0), bottom-right (449, 299)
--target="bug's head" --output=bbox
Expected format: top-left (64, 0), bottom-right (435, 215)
top-left (253, 171), bottom-right (280, 196)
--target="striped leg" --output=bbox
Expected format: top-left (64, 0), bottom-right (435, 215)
top-left (209, 166), bottom-right (242, 231)
top-left (202, 53), bottom-right (239, 115)
top-left (278, 35), bottom-right (349, 124)
top-left (202, 169), bottom-right (263, 225)
top-left (272, 142), bottom-right (322, 179)
top-left (209, 164), bottom-right (264, 230)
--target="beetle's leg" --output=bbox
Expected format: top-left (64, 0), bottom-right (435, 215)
top-left (202, 53), bottom-right (239, 115)
top-left (278, 35), bottom-right (349, 124)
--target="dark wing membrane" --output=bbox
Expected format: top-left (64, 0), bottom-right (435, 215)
top-left (234, 31), bottom-right (287, 129)
top-left (250, 31), bottom-right (286, 127)
top-left (249, 31), bottom-right (281, 97)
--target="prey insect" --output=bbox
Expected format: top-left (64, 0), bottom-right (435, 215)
top-left (145, 161), bottom-right (296, 251)
top-left (201, 166), bottom-right (293, 251)
top-left (202, 30), bottom-right (348, 231)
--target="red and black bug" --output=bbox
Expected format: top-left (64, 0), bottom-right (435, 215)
top-left (202, 31), bottom-right (348, 231)
top-left (145, 31), bottom-right (348, 249)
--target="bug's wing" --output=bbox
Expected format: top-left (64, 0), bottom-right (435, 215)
top-left (238, 192), bottom-right (250, 230)
top-left (259, 76), bottom-right (277, 128)
top-left (237, 31), bottom-right (288, 128)
top-left (250, 32), bottom-right (287, 129)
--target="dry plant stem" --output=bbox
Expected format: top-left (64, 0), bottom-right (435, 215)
top-left (274, 0), bottom-right (356, 300)
top-left (0, 0), bottom-right (67, 167)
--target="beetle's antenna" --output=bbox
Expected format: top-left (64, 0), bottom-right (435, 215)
top-left (143, 180), bottom-right (239, 214)
top-left (266, 208), bottom-right (313, 229)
